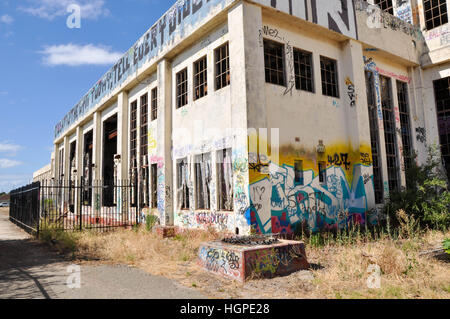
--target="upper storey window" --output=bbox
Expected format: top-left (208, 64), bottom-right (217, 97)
top-left (194, 56), bottom-right (208, 101)
top-left (375, 0), bottom-right (394, 15)
top-left (424, 0), bottom-right (448, 30)
top-left (264, 39), bottom-right (285, 86)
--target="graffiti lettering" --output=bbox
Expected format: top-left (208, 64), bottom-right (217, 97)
top-left (327, 153), bottom-right (351, 170)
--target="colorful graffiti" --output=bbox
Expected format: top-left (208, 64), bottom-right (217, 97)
top-left (249, 143), bottom-right (377, 235)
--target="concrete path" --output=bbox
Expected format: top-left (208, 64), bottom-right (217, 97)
top-left (0, 208), bottom-right (206, 299)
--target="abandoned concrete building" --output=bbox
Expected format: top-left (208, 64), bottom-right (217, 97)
top-left (42, 0), bottom-right (449, 235)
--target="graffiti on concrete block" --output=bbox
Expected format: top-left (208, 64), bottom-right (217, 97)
top-left (198, 246), bottom-right (241, 279)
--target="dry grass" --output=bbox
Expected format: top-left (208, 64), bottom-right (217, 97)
top-left (50, 225), bottom-right (449, 299)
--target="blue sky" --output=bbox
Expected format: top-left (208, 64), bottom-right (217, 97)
top-left (0, 0), bottom-right (172, 192)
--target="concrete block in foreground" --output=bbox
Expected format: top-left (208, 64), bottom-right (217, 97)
top-left (198, 240), bottom-right (310, 282)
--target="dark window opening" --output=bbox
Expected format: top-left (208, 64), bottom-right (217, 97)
top-left (264, 39), bottom-right (285, 86)
top-left (194, 56), bottom-right (208, 100)
top-left (140, 93), bottom-right (149, 207)
top-left (294, 160), bottom-right (304, 185)
top-left (320, 56), bottom-right (339, 98)
top-left (129, 100), bottom-right (138, 207)
top-left (294, 49), bottom-right (314, 93)
top-left (176, 68), bottom-right (188, 108)
top-left (380, 76), bottom-right (400, 193)
top-left (217, 149), bottom-right (233, 211)
top-left (366, 71), bottom-right (384, 204)
top-left (151, 164), bottom-right (158, 209)
top-left (103, 114), bottom-right (118, 207)
top-left (374, 0), bottom-right (394, 15)
top-left (195, 153), bottom-right (211, 210)
top-left (434, 77), bottom-right (450, 181)
top-left (83, 131), bottom-right (93, 205)
top-left (424, 0), bottom-right (448, 30)
top-left (319, 162), bottom-right (327, 184)
top-left (215, 42), bottom-right (230, 90)
top-left (397, 81), bottom-right (414, 184)
top-left (177, 158), bottom-right (190, 210)
top-left (151, 88), bottom-right (158, 121)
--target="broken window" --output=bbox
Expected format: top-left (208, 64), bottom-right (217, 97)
top-left (294, 48), bottom-right (314, 93)
top-left (195, 153), bottom-right (211, 210)
top-left (366, 71), bottom-right (384, 204)
top-left (320, 56), bottom-right (339, 98)
top-left (130, 100), bottom-right (138, 206)
top-left (215, 42), bottom-right (230, 90)
top-left (177, 158), bottom-right (190, 210)
top-left (397, 81), bottom-right (413, 181)
top-left (217, 149), bottom-right (233, 211)
top-left (194, 56), bottom-right (208, 100)
top-left (151, 164), bottom-right (157, 209)
top-left (176, 68), bottom-right (188, 108)
top-left (140, 93), bottom-right (149, 207)
top-left (434, 77), bottom-right (450, 181)
top-left (83, 131), bottom-right (93, 205)
top-left (374, 0), bottom-right (394, 15)
top-left (294, 160), bottom-right (304, 185)
top-left (319, 162), bottom-right (327, 185)
top-left (424, 0), bottom-right (448, 30)
top-left (380, 75), bottom-right (400, 193)
top-left (264, 39), bottom-right (285, 86)
top-left (151, 87), bottom-right (158, 121)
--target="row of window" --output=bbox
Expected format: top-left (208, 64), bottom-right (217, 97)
top-left (177, 149), bottom-right (233, 212)
top-left (264, 39), bottom-right (339, 98)
top-left (176, 42), bottom-right (230, 109)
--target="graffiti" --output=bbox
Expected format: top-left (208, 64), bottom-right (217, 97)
top-left (149, 155), bottom-right (164, 168)
top-left (248, 153), bottom-right (270, 173)
top-left (328, 153), bottom-right (351, 170)
top-left (416, 127), bottom-right (427, 144)
top-left (360, 152), bottom-right (373, 166)
top-left (363, 173), bottom-right (372, 185)
top-left (376, 67), bottom-right (411, 84)
top-left (395, 1), bottom-right (412, 24)
top-left (259, 25), bottom-right (295, 96)
top-left (345, 77), bottom-right (356, 107)
top-left (250, 162), bottom-right (374, 234)
top-left (196, 212), bottom-right (229, 228)
top-left (355, 0), bottom-right (423, 40)
top-left (198, 246), bottom-right (241, 279)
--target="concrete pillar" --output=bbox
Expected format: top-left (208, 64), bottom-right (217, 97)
top-left (342, 39), bottom-right (377, 210)
top-left (92, 111), bottom-right (102, 210)
top-left (228, 2), bottom-right (266, 235)
top-left (117, 91), bottom-right (129, 181)
top-left (156, 59), bottom-right (173, 226)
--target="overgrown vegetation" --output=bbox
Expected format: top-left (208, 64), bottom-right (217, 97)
top-left (444, 238), bottom-right (450, 255)
top-left (384, 146), bottom-right (450, 231)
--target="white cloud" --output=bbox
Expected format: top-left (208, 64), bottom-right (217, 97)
top-left (0, 142), bottom-right (21, 156)
top-left (40, 43), bottom-right (123, 66)
top-left (0, 159), bottom-right (22, 169)
top-left (19, 0), bottom-right (109, 20)
top-left (0, 14), bottom-right (14, 24)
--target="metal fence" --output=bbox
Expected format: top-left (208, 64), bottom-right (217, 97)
top-left (10, 179), bottom-right (141, 236)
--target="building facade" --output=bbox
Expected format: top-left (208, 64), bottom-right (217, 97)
top-left (50, 0), bottom-right (449, 235)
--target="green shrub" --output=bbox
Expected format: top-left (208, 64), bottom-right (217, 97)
top-left (444, 239), bottom-right (450, 255)
top-left (145, 214), bottom-right (159, 232)
top-left (384, 146), bottom-right (450, 231)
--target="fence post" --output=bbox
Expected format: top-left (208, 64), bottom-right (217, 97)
top-left (79, 178), bottom-right (83, 232)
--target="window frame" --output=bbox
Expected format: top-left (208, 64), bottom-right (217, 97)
top-left (320, 55), bottom-right (340, 98)
top-left (215, 42), bottom-right (230, 91)
top-left (423, 0), bottom-right (448, 30)
top-left (193, 55), bottom-right (208, 101)
top-left (263, 39), bottom-right (286, 87)
top-left (293, 48), bottom-right (314, 93)
top-left (176, 68), bottom-right (188, 109)
top-left (151, 87), bottom-right (158, 121)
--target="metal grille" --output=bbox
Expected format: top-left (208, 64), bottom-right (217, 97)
top-left (215, 42), bottom-right (230, 90)
top-left (397, 81), bottom-right (413, 177)
top-left (194, 56), bottom-right (208, 100)
top-left (380, 75), bottom-right (400, 193)
top-left (434, 77), bottom-right (450, 181)
top-left (294, 48), bottom-right (314, 93)
top-left (424, 0), bottom-right (448, 30)
top-left (222, 235), bottom-right (280, 246)
top-left (320, 56), bottom-right (339, 98)
top-left (375, 0), bottom-right (394, 15)
top-left (264, 39), bottom-right (285, 86)
top-left (176, 68), bottom-right (188, 108)
top-left (151, 87), bottom-right (158, 121)
top-left (366, 71), bottom-right (384, 204)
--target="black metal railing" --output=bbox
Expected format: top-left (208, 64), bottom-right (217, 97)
top-left (10, 179), bottom-right (141, 236)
